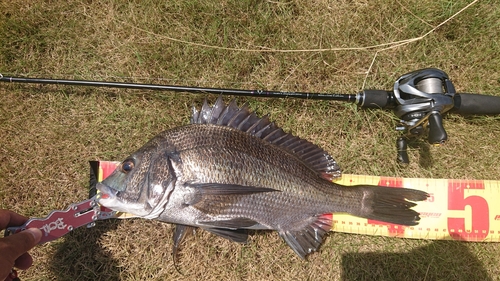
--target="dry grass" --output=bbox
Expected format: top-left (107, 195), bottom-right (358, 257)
top-left (1, 0), bottom-right (499, 280)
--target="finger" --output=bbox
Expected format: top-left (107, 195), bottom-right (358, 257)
top-left (0, 264), bottom-right (14, 281)
top-left (0, 228), bottom-right (42, 262)
top-left (1, 269), bottom-right (17, 281)
top-left (0, 209), bottom-right (29, 229)
top-left (14, 252), bottom-right (34, 270)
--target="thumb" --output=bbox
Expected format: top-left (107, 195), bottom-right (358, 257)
top-left (2, 228), bottom-right (42, 260)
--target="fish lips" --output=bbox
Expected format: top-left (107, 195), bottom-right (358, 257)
top-left (96, 182), bottom-right (119, 206)
top-left (96, 182), bottom-right (132, 212)
top-left (96, 182), bottom-right (150, 217)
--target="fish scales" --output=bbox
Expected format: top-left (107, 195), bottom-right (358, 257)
top-left (97, 97), bottom-right (428, 259)
top-left (158, 125), bottom-right (356, 222)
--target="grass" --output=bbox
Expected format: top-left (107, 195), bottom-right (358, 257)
top-left (1, 0), bottom-right (499, 280)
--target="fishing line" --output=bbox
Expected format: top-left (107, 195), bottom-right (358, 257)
top-left (113, 0), bottom-right (479, 54)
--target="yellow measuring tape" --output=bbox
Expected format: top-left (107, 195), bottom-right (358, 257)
top-left (97, 161), bottom-right (499, 242)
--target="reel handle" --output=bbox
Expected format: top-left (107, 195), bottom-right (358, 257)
top-left (428, 112), bottom-right (447, 145)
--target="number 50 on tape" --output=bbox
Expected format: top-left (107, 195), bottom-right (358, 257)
top-left (95, 161), bottom-right (499, 242)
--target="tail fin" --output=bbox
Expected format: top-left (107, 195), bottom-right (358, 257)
top-left (354, 186), bottom-right (428, 226)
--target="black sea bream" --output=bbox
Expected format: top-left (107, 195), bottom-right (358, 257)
top-left (97, 97), bottom-right (428, 258)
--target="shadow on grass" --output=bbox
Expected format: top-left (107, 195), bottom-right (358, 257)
top-left (49, 221), bottom-right (122, 281)
top-left (341, 240), bottom-right (492, 281)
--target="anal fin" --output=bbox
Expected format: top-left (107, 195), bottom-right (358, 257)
top-left (279, 214), bottom-right (333, 259)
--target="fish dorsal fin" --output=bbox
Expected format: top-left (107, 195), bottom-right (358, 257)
top-left (191, 97), bottom-right (341, 179)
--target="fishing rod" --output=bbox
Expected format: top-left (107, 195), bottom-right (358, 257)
top-left (0, 73), bottom-right (363, 101)
top-left (1, 68), bottom-right (499, 163)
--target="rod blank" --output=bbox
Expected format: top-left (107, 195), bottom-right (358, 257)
top-left (0, 75), bottom-right (357, 102)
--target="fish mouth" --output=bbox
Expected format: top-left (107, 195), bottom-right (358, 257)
top-left (96, 182), bottom-right (148, 217)
top-left (96, 182), bottom-right (118, 202)
top-left (95, 182), bottom-right (125, 212)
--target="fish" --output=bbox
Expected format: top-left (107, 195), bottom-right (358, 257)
top-left (97, 97), bottom-right (428, 259)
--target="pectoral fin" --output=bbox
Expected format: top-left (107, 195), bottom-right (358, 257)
top-left (186, 183), bottom-right (278, 215)
top-left (189, 183), bottom-right (278, 196)
top-left (184, 183), bottom-right (274, 244)
top-left (199, 217), bottom-right (259, 229)
top-left (203, 227), bottom-right (249, 243)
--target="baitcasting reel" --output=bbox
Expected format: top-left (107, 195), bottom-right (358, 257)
top-left (359, 68), bottom-right (461, 164)
top-left (392, 68), bottom-right (456, 164)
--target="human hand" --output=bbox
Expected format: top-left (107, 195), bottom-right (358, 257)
top-left (0, 210), bottom-right (42, 281)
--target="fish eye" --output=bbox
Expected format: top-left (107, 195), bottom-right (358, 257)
top-left (121, 159), bottom-right (135, 174)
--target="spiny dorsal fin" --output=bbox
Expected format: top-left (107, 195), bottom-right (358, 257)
top-left (191, 96), bottom-right (341, 179)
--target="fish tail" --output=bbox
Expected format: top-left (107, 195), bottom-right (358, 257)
top-left (351, 185), bottom-right (428, 226)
